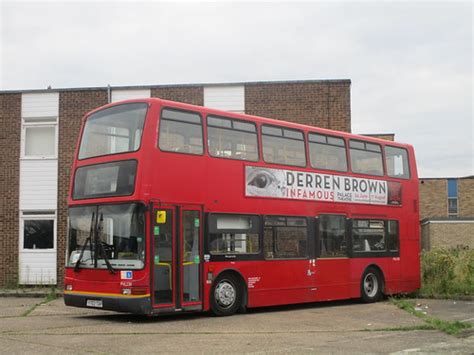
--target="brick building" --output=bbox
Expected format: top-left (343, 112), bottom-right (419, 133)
top-left (419, 176), bottom-right (474, 250)
top-left (0, 80), bottom-right (351, 287)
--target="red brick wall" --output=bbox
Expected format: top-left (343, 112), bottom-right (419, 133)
top-left (245, 81), bottom-right (351, 132)
top-left (57, 90), bottom-right (108, 285)
top-left (151, 86), bottom-right (204, 105)
top-left (0, 94), bottom-right (21, 286)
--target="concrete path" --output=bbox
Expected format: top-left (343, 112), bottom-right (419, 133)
top-left (0, 297), bottom-right (472, 354)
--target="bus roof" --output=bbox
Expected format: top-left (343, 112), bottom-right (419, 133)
top-left (86, 97), bottom-right (413, 150)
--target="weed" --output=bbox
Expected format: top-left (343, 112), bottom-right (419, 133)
top-left (390, 297), bottom-right (472, 336)
top-left (420, 248), bottom-right (474, 298)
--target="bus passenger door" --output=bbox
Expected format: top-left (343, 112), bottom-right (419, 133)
top-left (151, 204), bottom-right (202, 312)
top-left (179, 206), bottom-right (202, 309)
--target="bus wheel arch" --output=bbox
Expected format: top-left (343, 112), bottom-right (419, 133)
top-left (360, 265), bottom-right (385, 303)
top-left (210, 270), bottom-right (247, 316)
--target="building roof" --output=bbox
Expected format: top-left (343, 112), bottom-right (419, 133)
top-left (420, 175), bottom-right (474, 181)
top-left (0, 79), bottom-right (352, 94)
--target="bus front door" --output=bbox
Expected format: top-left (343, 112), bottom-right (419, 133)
top-left (151, 204), bottom-right (202, 312)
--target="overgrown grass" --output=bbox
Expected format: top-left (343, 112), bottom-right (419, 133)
top-left (390, 298), bottom-right (472, 336)
top-left (420, 248), bottom-right (474, 298)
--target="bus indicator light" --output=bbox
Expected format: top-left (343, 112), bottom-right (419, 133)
top-left (156, 211), bottom-right (166, 224)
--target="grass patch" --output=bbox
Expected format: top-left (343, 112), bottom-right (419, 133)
top-left (390, 298), bottom-right (472, 336)
top-left (363, 324), bottom-right (435, 332)
top-left (420, 248), bottom-right (474, 298)
top-left (21, 290), bottom-right (58, 317)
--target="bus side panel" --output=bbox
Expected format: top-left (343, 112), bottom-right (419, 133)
top-left (247, 260), bottom-right (314, 308)
top-left (314, 259), bottom-right (351, 301)
top-left (400, 240), bottom-right (421, 292)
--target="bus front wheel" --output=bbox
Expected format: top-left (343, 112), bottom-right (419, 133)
top-left (360, 267), bottom-right (383, 303)
top-left (210, 273), bottom-right (242, 316)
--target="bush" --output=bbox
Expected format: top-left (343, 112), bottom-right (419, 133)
top-left (420, 248), bottom-right (474, 297)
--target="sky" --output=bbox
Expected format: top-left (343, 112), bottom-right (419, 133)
top-left (1, 0), bottom-right (472, 178)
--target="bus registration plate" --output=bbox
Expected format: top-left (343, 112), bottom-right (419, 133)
top-left (86, 299), bottom-right (103, 308)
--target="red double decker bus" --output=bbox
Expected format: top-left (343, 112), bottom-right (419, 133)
top-left (64, 98), bottom-right (420, 316)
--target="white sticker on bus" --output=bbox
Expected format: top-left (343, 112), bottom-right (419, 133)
top-left (121, 271), bottom-right (133, 280)
top-left (245, 166), bottom-right (388, 205)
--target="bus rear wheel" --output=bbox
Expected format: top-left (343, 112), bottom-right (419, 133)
top-left (361, 267), bottom-right (383, 303)
top-left (211, 273), bottom-right (242, 316)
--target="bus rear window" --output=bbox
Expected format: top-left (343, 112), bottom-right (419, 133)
top-left (73, 160), bottom-right (137, 200)
top-left (79, 103), bottom-right (147, 160)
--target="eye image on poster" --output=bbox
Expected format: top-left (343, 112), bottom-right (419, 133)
top-left (246, 167), bottom-right (286, 198)
top-left (245, 166), bottom-right (389, 205)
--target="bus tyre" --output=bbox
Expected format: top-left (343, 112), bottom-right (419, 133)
top-left (361, 267), bottom-right (383, 303)
top-left (211, 273), bottom-right (242, 316)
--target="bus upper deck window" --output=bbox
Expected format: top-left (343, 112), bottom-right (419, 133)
top-left (262, 125), bottom-right (306, 167)
top-left (309, 133), bottom-right (347, 172)
top-left (385, 146), bottom-right (410, 179)
top-left (349, 140), bottom-right (383, 176)
top-left (159, 108), bottom-right (203, 155)
top-left (207, 115), bottom-right (258, 162)
top-left (79, 103), bottom-right (148, 160)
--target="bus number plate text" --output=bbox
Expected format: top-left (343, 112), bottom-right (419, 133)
top-left (86, 299), bottom-right (103, 308)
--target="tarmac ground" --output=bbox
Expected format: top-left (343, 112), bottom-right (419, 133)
top-left (0, 295), bottom-right (473, 354)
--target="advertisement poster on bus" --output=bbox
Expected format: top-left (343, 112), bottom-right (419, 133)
top-left (245, 166), bottom-right (389, 205)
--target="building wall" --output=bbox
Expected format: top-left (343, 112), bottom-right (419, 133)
top-left (419, 177), bottom-right (474, 220)
top-left (204, 86), bottom-right (245, 113)
top-left (419, 179), bottom-right (447, 219)
top-left (245, 81), bottom-right (351, 132)
top-left (421, 222), bottom-right (474, 250)
top-left (363, 134), bottom-right (395, 141)
top-left (151, 86), bottom-right (204, 106)
top-left (0, 80), bottom-right (352, 287)
top-left (459, 178), bottom-right (474, 217)
top-left (0, 94), bottom-right (21, 286)
top-left (57, 90), bottom-right (108, 285)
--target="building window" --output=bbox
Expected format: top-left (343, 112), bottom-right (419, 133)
top-left (447, 179), bottom-right (458, 217)
top-left (21, 212), bottom-right (56, 250)
top-left (22, 117), bottom-right (57, 158)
